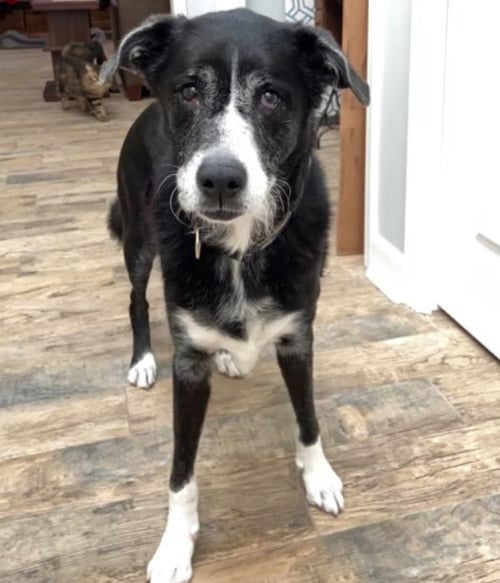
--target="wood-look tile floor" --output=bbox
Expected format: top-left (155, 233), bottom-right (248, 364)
top-left (1, 49), bottom-right (500, 583)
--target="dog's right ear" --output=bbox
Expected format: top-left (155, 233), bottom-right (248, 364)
top-left (99, 14), bottom-right (185, 86)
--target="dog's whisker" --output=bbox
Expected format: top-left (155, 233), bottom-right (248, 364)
top-left (272, 181), bottom-right (291, 219)
top-left (158, 163), bottom-right (181, 172)
top-left (169, 187), bottom-right (191, 227)
top-left (153, 172), bottom-right (178, 202)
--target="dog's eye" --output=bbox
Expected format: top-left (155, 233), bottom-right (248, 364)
top-left (181, 85), bottom-right (199, 102)
top-left (261, 90), bottom-right (280, 110)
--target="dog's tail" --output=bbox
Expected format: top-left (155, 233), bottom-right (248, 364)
top-left (107, 198), bottom-right (123, 241)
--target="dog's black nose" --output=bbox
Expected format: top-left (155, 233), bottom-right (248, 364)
top-left (197, 155), bottom-right (247, 200)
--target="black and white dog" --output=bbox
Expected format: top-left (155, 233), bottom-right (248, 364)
top-left (103, 8), bottom-right (369, 582)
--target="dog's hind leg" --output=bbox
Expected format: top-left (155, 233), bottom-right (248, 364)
top-left (277, 329), bottom-right (344, 516)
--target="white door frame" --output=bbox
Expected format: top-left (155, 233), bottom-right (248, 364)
top-left (365, 0), bottom-right (449, 313)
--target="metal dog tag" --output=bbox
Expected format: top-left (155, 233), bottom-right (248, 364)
top-left (195, 228), bottom-right (202, 260)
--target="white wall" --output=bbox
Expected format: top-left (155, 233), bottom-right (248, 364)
top-left (172, 0), bottom-right (284, 17)
top-left (186, 0), bottom-right (213, 16)
top-left (247, 0), bottom-right (285, 21)
top-left (171, 0), bottom-right (245, 16)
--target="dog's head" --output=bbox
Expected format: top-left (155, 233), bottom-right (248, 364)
top-left (103, 9), bottom-right (369, 250)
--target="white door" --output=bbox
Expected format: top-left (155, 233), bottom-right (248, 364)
top-left (438, 0), bottom-right (500, 358)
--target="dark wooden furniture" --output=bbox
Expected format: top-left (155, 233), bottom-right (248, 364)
top-left (111, 0), bottom-right (170, 101)
top-left (31, 0), bottom-right (99, 102)
top-left (315, 0), bottom-right (368, 256)
top-left (315, 0), bottom-right (343, 45)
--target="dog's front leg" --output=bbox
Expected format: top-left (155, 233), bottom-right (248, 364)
top-left (277, 331), bottom-right (344, 516)
top-left (148, 349), bottom-right (211, 583)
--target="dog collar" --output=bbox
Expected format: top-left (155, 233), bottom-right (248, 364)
top-left (193, 208), bottom-right (293, 261)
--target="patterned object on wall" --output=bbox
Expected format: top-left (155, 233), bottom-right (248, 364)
top-left (285, 0), bottom-right (315, 24)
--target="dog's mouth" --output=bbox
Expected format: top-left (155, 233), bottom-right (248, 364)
top-left (199, 208), bottom-right (244, 222)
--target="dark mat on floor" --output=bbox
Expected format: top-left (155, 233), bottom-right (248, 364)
top-left (0, 30), bottom-right (45, 49)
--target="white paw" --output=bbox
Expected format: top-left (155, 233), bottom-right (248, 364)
top-left (127, 352), bottom-right (157, 389)
top-left (296, 438), bottom-right (344, 515)
top-left (214, 350), bottom-right (244, 378)
top-left (147, 536), bottom-right (195, 583)
top-left (299, 459), bottom-right (344, 514)
top-left (148, 479), bottom-right (199, 583)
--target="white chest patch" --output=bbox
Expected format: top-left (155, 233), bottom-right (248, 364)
top-left (176, 306), bottom-right (300, 377)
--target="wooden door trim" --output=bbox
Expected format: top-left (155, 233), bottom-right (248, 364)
top-left (315, 0), bottom-right (369, 256)
top-left (337, 0), bottom-right (368, 255)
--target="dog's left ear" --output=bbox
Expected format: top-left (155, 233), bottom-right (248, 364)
top-left (99, 14), bottom-right (185, 86)
top-left (294, 25), bottom-right (370, 107)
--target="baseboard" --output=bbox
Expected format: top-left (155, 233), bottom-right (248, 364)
top-left (366, 235), bottom-right (438, 314)
top-left (366, 235), bottom-right (406, 305)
